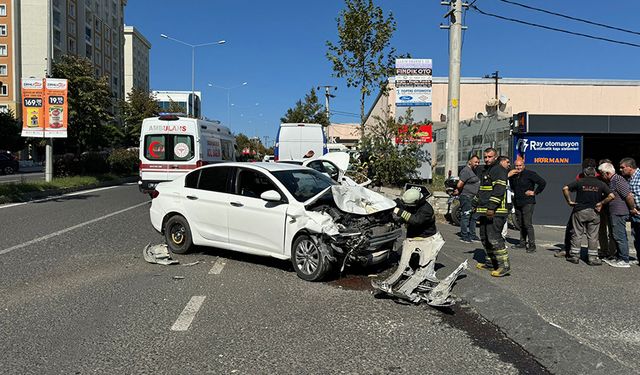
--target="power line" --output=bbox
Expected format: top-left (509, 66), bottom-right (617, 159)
top-left (471, 5), bottom-right (640, 48)
top-left (497, 0), bottom-right (640, 36)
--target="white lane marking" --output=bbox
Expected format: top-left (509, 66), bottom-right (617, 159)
top-left (0, 201), bottom-right (149, 255)
top-left (171, 296), bottom-right (206, 331)
top-left (208, 258), bottom-right (226, 274)
top-left (0, 185), bottom-right (122, 209)
top-left (543, 225), bottom-right (566, 229)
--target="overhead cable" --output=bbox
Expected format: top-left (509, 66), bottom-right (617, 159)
top-left (497, 0), bottom-right (640, 36)
top-left (471, 5), bottom-right (640, 48)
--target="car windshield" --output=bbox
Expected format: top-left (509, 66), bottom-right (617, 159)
top-left (271, 169), bottom-right (337, 202)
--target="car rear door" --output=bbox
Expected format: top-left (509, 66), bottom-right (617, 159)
top-left (181, 166), bottom-right (231, 244)
top-left (226, 167), bottom-right (288, 254)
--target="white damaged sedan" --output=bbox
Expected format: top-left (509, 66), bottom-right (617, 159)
top-left (149, 162), bottom-right (402, 281)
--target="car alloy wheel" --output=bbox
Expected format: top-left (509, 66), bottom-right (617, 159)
top-left (291, 234), bottom-right (330, 281)
top-left (4, 166), bottom-right (14, 175)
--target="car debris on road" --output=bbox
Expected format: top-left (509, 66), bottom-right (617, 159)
top-left (371, 235), bottom-right (468, 307)
top-left (143, 243), bottom-right (179, 265)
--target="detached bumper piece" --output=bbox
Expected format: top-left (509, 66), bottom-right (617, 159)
top-left (371, 233), bottom-right (468, 307)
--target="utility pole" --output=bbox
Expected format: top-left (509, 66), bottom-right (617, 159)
top-left (440, 0), bottom-right (467, 177)
top-left (484, 70), bottom-right (501, 99)
top-left (317, 85), bottom-right (337, 122)
top-left (45, 0), bottom-right (53, 182)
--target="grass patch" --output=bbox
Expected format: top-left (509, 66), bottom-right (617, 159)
top-left (0, 174), bottom-right (120, 203)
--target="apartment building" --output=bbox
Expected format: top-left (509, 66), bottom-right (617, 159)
top-left (123, 24), bottom-right (150, 97)
top-left (0, 1), bottom-right (20, 114)
top-left (1, 0), bottom-right (128, 118)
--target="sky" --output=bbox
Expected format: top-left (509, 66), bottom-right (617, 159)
top-left (124, 0), bottom-right (640, 145)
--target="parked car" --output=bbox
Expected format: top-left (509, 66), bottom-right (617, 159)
top-left (149, 162), bottom-right (401, 281)
top-left (278, 152), bottom-right (371, 187)
top-left (0, 153), bottom-right (19, 175)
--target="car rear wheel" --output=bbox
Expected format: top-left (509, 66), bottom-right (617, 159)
top-left (164, 215), bottom-right (193, 254)
top-left (291, 234), bottom-right (330, 281)
top-left (4, 166), bottom-right (15, 175)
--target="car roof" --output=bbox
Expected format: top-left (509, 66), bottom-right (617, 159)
top-left (202, 161), bottom-right (307, 172)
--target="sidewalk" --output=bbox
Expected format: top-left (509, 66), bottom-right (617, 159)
top-left (436, 222), bottom-right (640, 374)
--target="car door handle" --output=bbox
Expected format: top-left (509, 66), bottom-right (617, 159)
top-left (186, 195), bottom-right (198, 200)
top-left (230, 202), bottom-right (243, 207)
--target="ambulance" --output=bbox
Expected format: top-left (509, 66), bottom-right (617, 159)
top-left (138, 114), bottom-right (236, 193)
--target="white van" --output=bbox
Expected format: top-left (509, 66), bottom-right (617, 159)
top-left (274, 123), bottom-right (327, 161)
top-left (138, 114), bottom-right (236, 193)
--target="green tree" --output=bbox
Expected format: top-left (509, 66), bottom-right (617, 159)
top-left (280, 88), bottom-right (329, 126)
top-left (120, 88), bottom-right (160, 147)
top-left (51, 55), bottom-right (114, 153)
top-left (0, 109), bottom-right (25, 152)
top-left (357, 106), bottom-right (426, 185)
top-left (326, 0), bottom-right (397, 136)
top-left (166, 99), bottom-right (187, 114)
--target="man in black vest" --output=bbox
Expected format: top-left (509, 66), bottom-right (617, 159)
top-left (509, 159), bottom-right (546, 253)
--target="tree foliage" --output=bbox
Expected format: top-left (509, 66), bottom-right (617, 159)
top-left (120, 88), bottom-right (160, 147)
top-left (51, 55), bottom-right (114, 153)
top-left (357, 107), bottom-right (427, 186)
top-left (280, 88), bottom-right (329, 126)
top-left (326, 0), bottom-right (397, 135)
top-left (0, 109), bottom-right (25, 152)
top-left (235, 133), bottom-right (268, 161)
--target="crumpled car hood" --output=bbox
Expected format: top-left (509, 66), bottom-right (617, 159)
top-left (329, 185), bottom-right (396, 215)
top-left (297, 185), bottom-right (396, 236)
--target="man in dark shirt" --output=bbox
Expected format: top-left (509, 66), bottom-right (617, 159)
top-left (455, 155), bottom-right (481, 243)
top-left (562, 167), bottom-right (614, 265)
top-left (599, 162), bottom-right (635, 268)
top-left (508, 159), bottom-right (546, 253)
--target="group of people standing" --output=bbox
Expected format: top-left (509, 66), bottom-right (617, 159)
top-left (454, 148), bottom-right (547, 277)
top-left (561, 157), bottom-right (640, 268)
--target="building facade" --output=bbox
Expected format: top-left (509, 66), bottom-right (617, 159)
top-left (0, 0), bottom-right (20, 114)
top-left (366, 77), bottom-right (640, 129)
top-left (4, 0), bottom-right (128, 118)
top-left (123, 24), bottom-right (150, 96)
top-left (153, 90), bottom-right (201, 118)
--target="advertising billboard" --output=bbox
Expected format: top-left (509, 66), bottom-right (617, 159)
top-left (21, 78), bottom-right (68, 138)
top-left (21, 78), bottom-right (45, 137)
top-left (395, 58), bottom-right (432, 107)
top-left (514, 134), bottom-right (582, 165)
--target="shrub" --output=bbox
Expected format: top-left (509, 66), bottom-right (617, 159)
top-left (107, 148), bottom-right (139, 175)
top-left (80, 151), bottom-right (110, 175)
top-left (54, 153), bottom-right (82, 177)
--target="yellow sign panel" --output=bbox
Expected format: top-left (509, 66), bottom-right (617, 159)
top-left (21, 78), bottom-right (45, 137)
top-left (21, 78), bottom-right (69, 138)
top-left (451, 98), bottom-right (459, 108)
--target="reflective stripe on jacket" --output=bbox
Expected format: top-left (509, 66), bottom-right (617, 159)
top-left (473, 163), bottom-right (509, 215)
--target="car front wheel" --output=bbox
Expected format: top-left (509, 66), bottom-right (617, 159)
top-left (4, 166), bottom-right (15, 175)
top-left (291, 234), bottom-right (330, 281)
top-left (164, 215), bottom-right (193, 254)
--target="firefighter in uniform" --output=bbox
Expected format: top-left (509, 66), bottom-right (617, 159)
top-left (474, 148), bottom-right (511, 277)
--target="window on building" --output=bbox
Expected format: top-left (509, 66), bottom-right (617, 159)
top-left (0, 84), bottom-right (8, 96)
top-left (95, 36), bottom-right (101, 49)
top-left (54, 29), bottom-right (61, 46)
top-left (96, 51), bottom-right (101, 65)
top-left (53, 10), bottom-right (61, 28)
top-left (112, 1), bottom-right (116, 13)
top-left (69, 1), bottom-right (76, 17)
top-left (0, 25), bottom-right (6, 36)
top-left (0, 5), bottom-right (6, 17)
top-left (53, 0), bottom-right (61, 9)
top-left (86, 44), bottom-right (92, 58)
top-left (95, 19), bottom-right (101, 34)
top-left (0, 45), bottom-right (7, 56)
top-left (85, 26), bottom-right (92, 42)
top-left (0, 64), bottom-right (6, 75)
top-left (68, 19), bottom-right (76, 34)
top-left (68, 38), bottom-right (76, 53)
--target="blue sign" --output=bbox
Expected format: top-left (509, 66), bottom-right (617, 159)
top-left (514, 135), bottom-right (582, 165)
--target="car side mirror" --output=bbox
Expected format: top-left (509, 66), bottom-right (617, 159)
top-left (260, 190), bottom-right (282, 202)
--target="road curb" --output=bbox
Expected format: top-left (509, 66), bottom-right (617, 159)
top-left (437, 248), bottom-right (634, 375)
top-left (1, 176), bottom-right (138, 203)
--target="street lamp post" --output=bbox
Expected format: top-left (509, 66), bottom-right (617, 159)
top-left (160, 34), bottom-right (225, 118)
top-left (208, 82), bottom-right (247, 126)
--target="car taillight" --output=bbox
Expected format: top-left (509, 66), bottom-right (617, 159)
top-left (150, 190), bottom-right (160, 199)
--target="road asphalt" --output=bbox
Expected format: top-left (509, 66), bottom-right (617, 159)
top-left (2, 182), bottom-right (639, 374)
